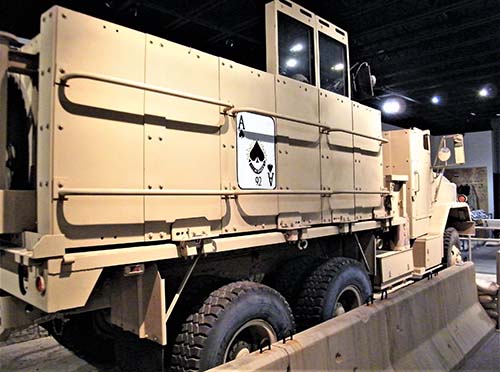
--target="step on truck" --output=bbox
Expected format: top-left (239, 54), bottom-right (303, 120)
top-left (0, 1), bottom-right (474, 371)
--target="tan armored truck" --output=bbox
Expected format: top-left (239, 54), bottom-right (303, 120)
top-left (0, 1), bottom-right (473, 370)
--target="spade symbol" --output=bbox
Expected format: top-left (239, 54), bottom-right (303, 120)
top-left (249, 141), bottom-right (265, 163)
top-left (239, 130), bottom-right (245, 138)
top-left (267, 164), bottom-right (273, 172)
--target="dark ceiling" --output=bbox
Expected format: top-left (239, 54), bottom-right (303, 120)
top-left (2, 0), bottom-right (500, 134)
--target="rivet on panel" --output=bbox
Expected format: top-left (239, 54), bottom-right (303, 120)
top-left (159, 137), bottom-right (163, 141)
top-left (160, 43), bottom-right (164, 47)
top-left (232, 186), bottom-right (236, 190)
top-left (103, 25), bottom-right (106, 29)
top-left (46, 124), bottom-right (49, 129)
top-left (39, 182), bottom-right (43, 187)
top-left (222, 144), bottom-right (226, 148)
top-left (257, 73), bottom-right (261, 77)
top-left (115, 29), bottom-right (119, 33)
top-left (222, 62), bottom-right (225, 66)
top-left (159, 233), bottom-right (164, 238)
top-left (41, 71), bottom-right (44, 76)
top-left (159, 185), bottom-right (163, 189)
top-left (148, 135), bottom-right (152, 140)
top-left (47, 67), bottom-right (51, 73)
top-left (149, 40), bottom-right (153, 44)
top-left (148, 185), bottom-right (152, 189)
top-left (58, 183), bottom-right (63, 188)
top-left (148, 233), bottom-right (153, 240)
top-left (61, 13), bottom-right (67, 19)
top-left (233, 227), bottom-right (237, 232)
top-left (230, 144), bottom-right (234, 149)
top-left (197, 55), bottom-right (200, 59)
top-left (42, 17), bottom-right (46, 22)
top-left (224, 228), bottom-right (228, 233)
top-left (45, 181), bottom-right (49, 187)
top-left (58, 125), bottom-right (63, 130)
top-left (59, 68), bottom-right (65, 74)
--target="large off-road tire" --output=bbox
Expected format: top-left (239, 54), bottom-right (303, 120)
top-left (170, 281), bottom-right (295, 372)
top-left (114, 275), bottom-right (229, 372)
top-left (264, 255), bottom-right (324, 309)
top-left (295, 257), bottom-right (372, 330)
top-left (443, 227), bottom-right (463, 267)
top-left (44, 310), bottom-right (116, 363)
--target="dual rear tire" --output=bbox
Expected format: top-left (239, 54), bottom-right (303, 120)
top-left (170, 281), bottom-right (295, 371)
top-left (170, 257), bottom-right (372, 371)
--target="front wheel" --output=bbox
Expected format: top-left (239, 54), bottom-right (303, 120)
top-left (170, 281), bottom-right (295, 372)
top-left (443, 227), bottom-right (463, 267)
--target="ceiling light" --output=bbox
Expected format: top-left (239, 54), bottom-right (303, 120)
top-left (286, 58), bottom-right (298, 68)
top-left (382, 99), bottom-right (401, 114)
top-left (496, 113), bottom-right (500, 116)
top-left (431, 95), bottom-right (440, 104)
top-left (331, 63), bottom-right (345, 71)
top-left (470, 112), bottom-right (476, 116)
top-left (478, 87), bottom-right (489, 97)
top-left (289, 43), bottom-right (304, 53)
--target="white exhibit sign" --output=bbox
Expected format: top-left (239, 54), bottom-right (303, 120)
top-left (236, 112), bottom-right (276, 190)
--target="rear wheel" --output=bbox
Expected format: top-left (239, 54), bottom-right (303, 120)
top-left (295, 257), bottom-right (372, 330)
top-left (44, 310), bottom-right (116, 363)
top-left (170, 281), bottom-right (295, 372)
top-left (264, 255), bottom-right (324, 309)
top-left (443, 227), bottom-right (463, 267)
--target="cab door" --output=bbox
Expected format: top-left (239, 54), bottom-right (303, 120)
top-left (409, 130), bottom-right (432, 238)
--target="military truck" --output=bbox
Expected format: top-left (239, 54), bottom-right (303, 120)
top-left (0, 1), bottom-right (473, 371)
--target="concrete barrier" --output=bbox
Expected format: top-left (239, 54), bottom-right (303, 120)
top-left (209, 262), bottom-right (494, 372)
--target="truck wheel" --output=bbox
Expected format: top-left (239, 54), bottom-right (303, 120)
top-left (44, 310), bottom-right (116, 363)
top-left (295, 257), bottom-right (372, 330)
top-left (443, 227), bottom-right (463, 267)
top-left (170, 281), bottom-right (295, 372)
top-left (264, 255), bottom-right (324, 308)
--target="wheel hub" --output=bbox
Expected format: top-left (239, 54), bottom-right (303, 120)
top-left (333, 285), bottom-right (362, 318)
top-left (223, 319), bottom-right (277, 363)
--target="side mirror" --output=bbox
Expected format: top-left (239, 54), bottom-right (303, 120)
top-left (453, 135), bottom-right (465, 164)
top-left (352, 62), bottom-right (374, 101)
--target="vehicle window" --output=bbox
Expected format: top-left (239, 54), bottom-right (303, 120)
top-left (423, 134), bottom-right (430, 150)
top-left (278, 12), bottom-right (315, 85)
top-left (319, 32), bottom-right (348, 96)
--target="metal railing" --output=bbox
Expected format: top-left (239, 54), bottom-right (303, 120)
top-left (59, 72), bottom-right (388, 144)
top-left (58, 188), bottom-right (391, 198)
top-left (461, 224), bottom-right (500, 262)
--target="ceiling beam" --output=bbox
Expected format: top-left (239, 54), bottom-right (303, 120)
top-left (353, 12), bottom-right (500, 60)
